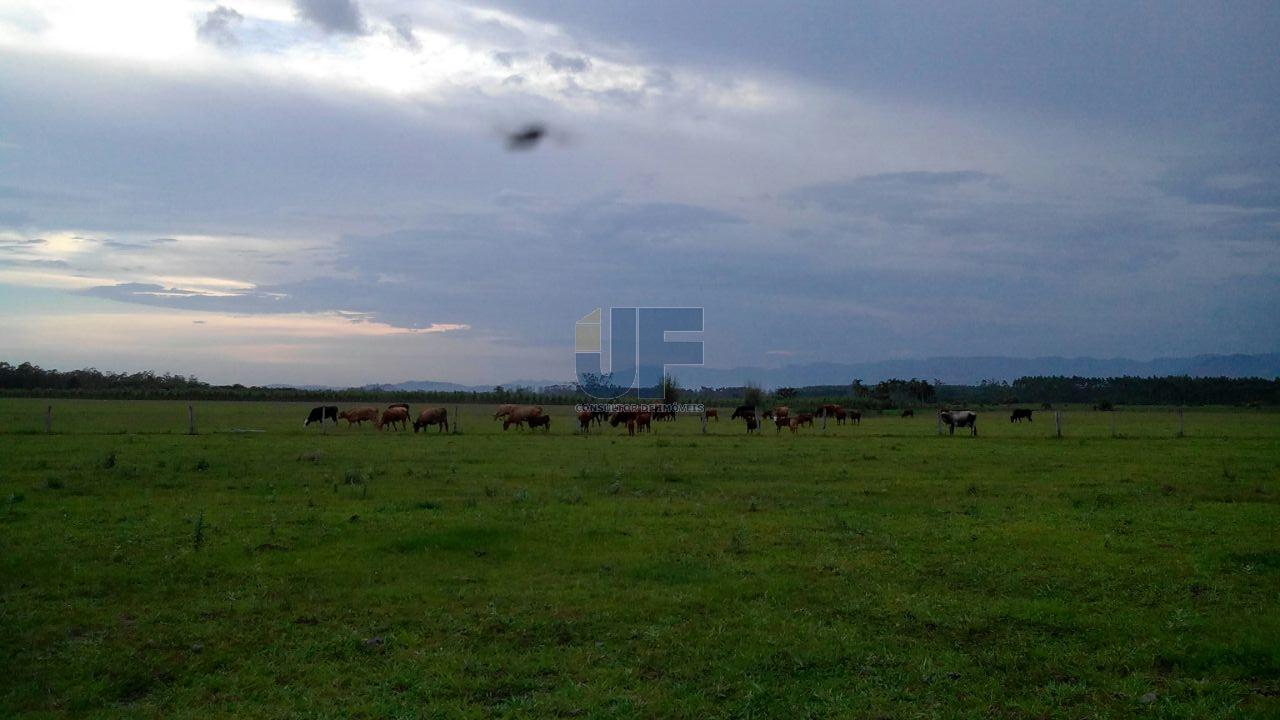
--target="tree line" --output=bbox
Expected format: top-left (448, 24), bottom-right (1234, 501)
top-left (1, 361), bottom-right (1275, 407)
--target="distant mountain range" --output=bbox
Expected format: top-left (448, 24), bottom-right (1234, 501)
top-left (326, 353), bottom-right (1280, 393)
top-left (667, 353), bottom-right (1280, 388)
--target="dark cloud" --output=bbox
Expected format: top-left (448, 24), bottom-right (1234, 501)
top-left (0, 258), bottom-right (69, 268)
top-left (1154, 153), bottom-right (1280, 210)
top-left (80, 282), bottom-right (283, 309)
top-left (644, 68), bottom-right (675, 92)
top-left (487, 1), bottom-right (1280, 128)
top-left (0, 238), bottom-right (45, 250)
top-left (196, 5), bottom-right (244, 47)
top-left (545, 52), bottom-right (590, 73)
top-left (293, 0), bottom-right (365, 35)
top-left (101, 239), bottom-right (161, 250)
top-left (387, 15), bottom-right (421, 51)
top-left (492, 51), bottom-right (522, 67)
top-left (789, 171), bottom-right (1003, 218)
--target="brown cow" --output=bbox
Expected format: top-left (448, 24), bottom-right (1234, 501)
top-left (845, 409), bottom-right (862, 425)
top-left (816, 404), bottom-right (843, 424)
top-left (774, 416), bottom-right (791, 433)
top-left (771, 406), bottom-right (791, 420)
top-left (413, 407), bottom-right (449, 433)
top-left (377, 407), bottom-right (409, 431)
top-left (794, 412), bottom-right (815, 428)
top-left (493, 404), bottom-right (518, 420)
top-left (610, 411), bottom-right (638, 435)
top-left (577, 410), bottom-right (594, 433)
top-left (744, 413), bottom-right (759, 434)
top-left (901, 409), bottom-right (914, 418)
top-left (704, 408), bottom-right (719, 421)
top-left (338, 407), bottom-right (379, 427)
top-left (609, 411), bottom-right (651, 434)
top-left (502, 405), bottom-right (544, 430)
top-left (527, 414), bottom-right (551, 432)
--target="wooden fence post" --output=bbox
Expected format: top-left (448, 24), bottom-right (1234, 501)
top-left (1055, 410), bottom-right (1062, 438)
top-left (936, 412), bottom-right (942, 436)
top-left (701, 414), bottom-right (707, 435)
top-left (45, 405), bottom-right (52, 434)
top-left (454, 405), bottom-right (460, 434)
top-left (1177, 407), bottom-right (1184, 438)
top-left (188, 405), bottom-right (197, 435)
top-left (821, 413), bottom-right (827, 432)
top-left (1110, 410), bottom-right (1117, 438)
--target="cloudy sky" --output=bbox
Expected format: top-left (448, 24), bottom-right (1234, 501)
top-left (0, 0), bottom-right (1276, 386)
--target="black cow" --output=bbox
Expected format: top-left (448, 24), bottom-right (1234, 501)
top-left (730, 405), bottom-right (755, 421)
top-left (1010, 408), bottom-right (1033, 423)
top-left (304, 405), bottom-right (338, 427)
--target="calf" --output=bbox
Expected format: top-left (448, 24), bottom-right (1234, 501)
top-left (578, 410), bottom-right (594, 433)
top-left (1010, 408), bottom-right (1033, 423)
top-left (527, 414), bottom-right (551, 432)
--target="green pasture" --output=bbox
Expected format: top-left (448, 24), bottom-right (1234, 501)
top-left (1, 399), bottom-right (1277, 718)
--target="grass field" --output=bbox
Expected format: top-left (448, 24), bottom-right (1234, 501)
top-left (1, 399), bottom-right (1278, 718)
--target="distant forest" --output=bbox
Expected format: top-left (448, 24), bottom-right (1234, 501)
top-left (1, 361), bottom-right (1276, 408)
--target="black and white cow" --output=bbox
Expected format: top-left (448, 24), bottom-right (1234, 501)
top-left (939, 410), bottom-right (978, 436)
top-left (304, 405), bottom-right (339, 427)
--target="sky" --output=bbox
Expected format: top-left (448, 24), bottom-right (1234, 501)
top-left (0, 0), bottom-right (1276, 386)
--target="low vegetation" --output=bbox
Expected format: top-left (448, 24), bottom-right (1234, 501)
top-left (1, 400), bottom-right (1277, 717)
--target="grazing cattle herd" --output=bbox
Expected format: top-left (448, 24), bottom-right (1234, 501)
top-left (302, 402), bottom-right (1055, 438)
